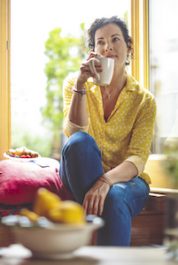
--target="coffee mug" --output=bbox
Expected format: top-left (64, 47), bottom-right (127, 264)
top-left (89, 56), bottom-right (114, 86)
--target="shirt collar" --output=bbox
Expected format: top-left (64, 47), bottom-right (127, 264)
top-left (124, 74), bottom-right (140, 92)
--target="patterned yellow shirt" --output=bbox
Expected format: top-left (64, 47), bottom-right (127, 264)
top-left (63, 74), bottom-right (156, 184)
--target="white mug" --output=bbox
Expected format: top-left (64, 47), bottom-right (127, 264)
top-left (89, 56), bottom-right (114, 86)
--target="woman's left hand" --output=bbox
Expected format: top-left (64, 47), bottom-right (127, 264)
top-left (82, 178), bottom-right (110, 216)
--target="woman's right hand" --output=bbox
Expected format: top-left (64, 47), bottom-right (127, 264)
top-left (83, 177), bottom-right (110, 216)
top-left (75, 51), bottom-right (102, 89)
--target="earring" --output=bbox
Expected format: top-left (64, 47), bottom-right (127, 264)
top-left (125, 55), bottom-right (130, 65)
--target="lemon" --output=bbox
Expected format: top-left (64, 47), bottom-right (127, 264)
top-left (33, 188), bottom-right (61, 217)
top-left (48, 207), bottom-right (63, 222)
top-left (33, 188), bottom-right (85, 225)
top-left (59, 201), bottom-right (85, 224)
top-left (20, 208), bottom-right (39, 222)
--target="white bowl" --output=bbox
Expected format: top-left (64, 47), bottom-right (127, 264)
top-left (1, 215), bottom-right (103, 258)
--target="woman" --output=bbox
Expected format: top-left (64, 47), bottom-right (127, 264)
top-left (59, 16), bottom-right (156, 246)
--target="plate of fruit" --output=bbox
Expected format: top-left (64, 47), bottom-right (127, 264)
top-left (4, 146), bottom-right (40, 161)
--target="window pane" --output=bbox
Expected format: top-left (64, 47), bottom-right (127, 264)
top-left (11, 0), bottom-right (130, 159)
top-left (149, 0), bottom-right (178, 153)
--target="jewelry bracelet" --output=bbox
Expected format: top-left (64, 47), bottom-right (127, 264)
top-left (72, 88), bottom-right (86, 95)
top-left (99, 175), bottom-right (113, 187)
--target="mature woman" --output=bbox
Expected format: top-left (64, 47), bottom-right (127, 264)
top-left (59, 16), bottom-right (156, 246)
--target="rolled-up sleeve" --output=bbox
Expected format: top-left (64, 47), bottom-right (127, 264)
top-left (125, 95), bottom-right (156, 175)
top-left (63, 118), bottom-right (89, 137)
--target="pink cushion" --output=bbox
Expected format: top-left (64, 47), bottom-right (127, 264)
top-left (0, 159), bottom-right (73, 205)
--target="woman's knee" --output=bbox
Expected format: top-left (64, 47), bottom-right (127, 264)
top-left (62, 131), bottom-right (97, 156)
top-left (103, 185), bottom-right (132, 232)
top-left (105, 186), bottom-right (126, 211)
top-left (105, 179), bottom-right (149, 218)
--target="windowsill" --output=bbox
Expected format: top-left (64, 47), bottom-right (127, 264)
top-left (150, 186), bottom-right (178, 194)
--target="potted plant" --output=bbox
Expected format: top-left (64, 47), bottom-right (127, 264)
top-left (163, 137), bottom-right (178, 260)
top-left (164, 137), bottom-right (178, 187)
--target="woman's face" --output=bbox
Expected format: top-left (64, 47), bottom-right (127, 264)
top-left (94, 23), bottom-right (129, 71)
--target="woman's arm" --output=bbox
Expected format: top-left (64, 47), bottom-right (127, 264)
top-left (68, 80), bottom-right (88, 127)
top-left (63, 53), bottom-right (101, 136)
top-left (105, 94), bottom-right (157, 184)
top-left (104, 160), bottom-right (138, 184)
top-left (82, 160), bottom-right (137, 215)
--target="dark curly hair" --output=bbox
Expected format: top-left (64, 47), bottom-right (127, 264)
top-left (87, 16), bottom-right (133, 65)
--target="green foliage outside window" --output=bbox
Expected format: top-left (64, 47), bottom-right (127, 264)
top-left (41, 23), bottom-right (87, 158)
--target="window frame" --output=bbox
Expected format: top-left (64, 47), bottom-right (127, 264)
top-left (0, 0), bottom-right (148, 159)
top-left (131, 0), bottom-right (149, 89)
top-left (0, 0), bottom-right (11, 159)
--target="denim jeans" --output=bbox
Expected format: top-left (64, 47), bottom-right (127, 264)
top-left (59, 131), bottom-right (150, 246)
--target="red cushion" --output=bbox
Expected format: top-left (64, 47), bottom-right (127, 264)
top-left (0, 159), bottom-right (73, 205)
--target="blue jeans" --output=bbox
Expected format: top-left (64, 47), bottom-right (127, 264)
top-left (59, 132), bottom-right (150, 246)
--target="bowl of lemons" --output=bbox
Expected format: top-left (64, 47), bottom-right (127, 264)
top-left (1, 188), bottom-right (103, 259)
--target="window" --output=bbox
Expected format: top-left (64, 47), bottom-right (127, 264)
top-left (149, 0), bottom-right (178, 153)
top-left (2, 0), bottom-right (131, 159)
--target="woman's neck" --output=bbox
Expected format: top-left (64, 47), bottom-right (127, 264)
top-left (101, 69), bottom-right (127, 95)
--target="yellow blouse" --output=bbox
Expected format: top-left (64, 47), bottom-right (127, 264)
top-left (63, 74), bottom-right (156, 184)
